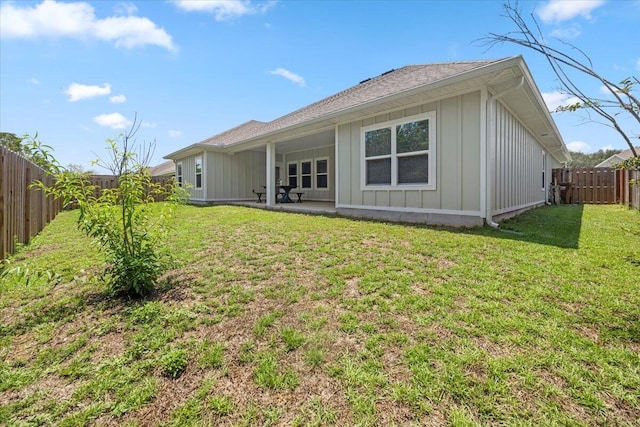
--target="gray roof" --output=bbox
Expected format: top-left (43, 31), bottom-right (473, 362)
top-left (149, 160), bottom-right (175, 176)
top-left (199, 59), bottom-right (502, 147)
top-left (165, 56), bottom-right (570, 163)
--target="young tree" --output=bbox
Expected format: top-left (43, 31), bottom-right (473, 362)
top-left (31, 118), bottom-right (187, 297)
top-left (0, 132), bottom-right (24, 153)
top-left (481, 0), bottom-right (638, 159)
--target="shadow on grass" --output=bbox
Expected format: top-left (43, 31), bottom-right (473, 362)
top-left (472, 204), bottom-right (585, 249)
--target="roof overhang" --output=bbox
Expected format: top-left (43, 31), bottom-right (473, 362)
top-left (165, 56), bottom-right (570, 164)
top-left (164, 142), bottom-right (225, 160)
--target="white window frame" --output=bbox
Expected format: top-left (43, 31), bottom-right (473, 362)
top-left (300, 159), bottom-right (313, 190)
top-left (360, 111), bottom-right (436, 190)
top-left (541, 151), bottom-right (547, 192)
top-left (195, 155), bottom-right (203, 189)
top-left (315, 157), bottom-right (329, 191)
top-left (287, 161), bottom-right (298, 187)
top-left (176, 161), bottom-right (183, 187)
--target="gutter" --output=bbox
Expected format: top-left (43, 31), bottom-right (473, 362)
top-left (485, 76), bottom-right (525, 228)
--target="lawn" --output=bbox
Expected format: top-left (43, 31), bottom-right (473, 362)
top-left (0, 204), bottom-right (638, 426)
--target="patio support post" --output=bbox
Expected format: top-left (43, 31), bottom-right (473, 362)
top-left (266, 142), bottom-right (276, 206)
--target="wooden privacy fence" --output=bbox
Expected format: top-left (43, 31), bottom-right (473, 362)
top-left (1, 146), bottom-right (62, 260)
top-left (552, 167), bottom-right (639, 209)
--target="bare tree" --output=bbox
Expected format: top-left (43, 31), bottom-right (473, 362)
top-left (481, 0), bottom-right (638, 158)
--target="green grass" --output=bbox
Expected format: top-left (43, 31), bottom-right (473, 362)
top-left (1, 204), bottom-right (639, 425)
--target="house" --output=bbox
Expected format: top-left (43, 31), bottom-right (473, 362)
top-left (594, 147), bottom-right (639, 168)
top-left (148, 160), bottom-right (175, 177)
top-left (164, 56), bottom-right (570, 227)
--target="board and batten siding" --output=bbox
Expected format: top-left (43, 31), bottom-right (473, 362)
top-left (283, 145), bottom-right (335, 201)
top-left (177, 154), bottom-right (204, 200)
top-left (337, 91), bottom-right (482, 222)
top-left (206, 150), bottom-right (267, 201)
top-left (491, 101), bottom-right (548, 216)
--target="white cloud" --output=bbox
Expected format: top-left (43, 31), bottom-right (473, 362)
top-left (64, 82), bottom-right (111, 102)
top-left (542, 91), bottom-right (581, 112)
top-left (172, 0), bottom-right (276, 20)
top-left (169, 130), bottom-right (183, 138)
top-left (93, 113), bottom-right (132, 129)
top-left (637, 58), bottom-right (640, 71)
top-left (536, 0), bottom-right (605, 24)
top-left (141, 121), bottom-right (157, 128)
top-left (0, 1), bottom-right (176, 52)
top-left (269, 68), bottom-right (306, 87)
top-left (566, 140), bottom-right (592, 153)
top-left (28, 77), bottom-right (40, 85)
top-left (109, 94), bottom-right (126, 104)
top-left (114, 2), bottom-right (137, 16)
top-left (550, 24), bottom-right (581, 39)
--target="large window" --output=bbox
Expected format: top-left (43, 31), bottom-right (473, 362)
top-left (287, 161), bottom-right (298, 187)
top-left (362, 112), bottom-right (435, 189)
top-left (176, 162), bottom-right (183, 187)
top-left (195, 156), bottom-right (202, 189)
top-left (301, 160), bottom-right (312, 189)
top-left (316, 158), bottom-right (328, 189)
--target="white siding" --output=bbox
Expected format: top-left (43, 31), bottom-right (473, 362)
top-left (178, 154), bottom-right (205, 200)
top-left (337, 91), bottom-right (482, 215)
top-left (206, 150), bottom-right (267, 200)
top-left (492, 101), bottom-right (547, 215)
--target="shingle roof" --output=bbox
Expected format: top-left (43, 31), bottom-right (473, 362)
top-left (199, 59), bottom-right (503, 147)
top-left (200, 120), bottom-right (267, 146)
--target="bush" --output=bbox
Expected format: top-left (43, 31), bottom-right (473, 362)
top-left (30, 119), bottom-right (188, 298)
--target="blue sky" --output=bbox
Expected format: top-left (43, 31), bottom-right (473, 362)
top-left (1, 0), bottom-right (638, 171)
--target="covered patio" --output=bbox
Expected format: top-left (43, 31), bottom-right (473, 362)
top-left (229, 200), bottom-right (337, 216)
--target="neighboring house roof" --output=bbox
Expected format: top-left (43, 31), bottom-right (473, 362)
top-left (594, 147), bottom-right (640, 168)
top-left (165, 56), bottom-right (569, 163)
top-left (149, 160), bottom-right (175, 176)
top-left (200, 120), bottom-right (267, 147)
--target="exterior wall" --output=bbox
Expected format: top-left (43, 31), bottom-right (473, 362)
top-left (176, 153), bottom-right (205, 200)
top-left (206, 150), bottom-right (267, 201)
top-left (336, 91), bottom-right (483, 222)
top-left (282, 145), bottom-right (335, 201)
top-left (492, 101), bottom-right (548, 216)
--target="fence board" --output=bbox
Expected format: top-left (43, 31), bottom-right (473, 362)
top-left (85, 175), bottom-right (173, 203)
top-left (1, 147), bottom-right (62, 260)
top-left (552, 167), bottom-right (639, 210)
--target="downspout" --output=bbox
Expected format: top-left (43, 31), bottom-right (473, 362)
top-left (485, 76), bottom-right (525, 229)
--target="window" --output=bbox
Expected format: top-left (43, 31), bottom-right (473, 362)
top-left (315, 158), bottom-right (328, 189)
top-left (301, 160), bottom-right (312, 189)
top-left (287, 161), bottom-right (298, 187)
top-left (541, 151), bottom-right (547, 191)
top-left (176, 162), bottom-right (183, 187)
top-left (362, 112), bottom-right (435, 189)
top-left (195, 156), bottom-right (202, 189)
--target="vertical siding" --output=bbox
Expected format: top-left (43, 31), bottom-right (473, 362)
top-left (178, 155), bottom-right (204, 200)
top-left (337, 91), bottom-right (482, 213)
top-left (492, 102), bottom-right (546, 214)
top-left (207, 150), bottom-right (267, 200)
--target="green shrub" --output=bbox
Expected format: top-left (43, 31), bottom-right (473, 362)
top-left (160, 348), bottom-right (188, 379)
top-left (29, 122), bottom-right (188, 298)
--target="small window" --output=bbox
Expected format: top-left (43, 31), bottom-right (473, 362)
top-left (301, 160), bottom-right (312, 189)
top-left (287, 161), bottom-right (298, 187)
top-left (195, 156), bottom-right (202, 189)
top-left (315, 158), bottom-right (328, 189)
top-left (176, 162), bottom-right (183, 187)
